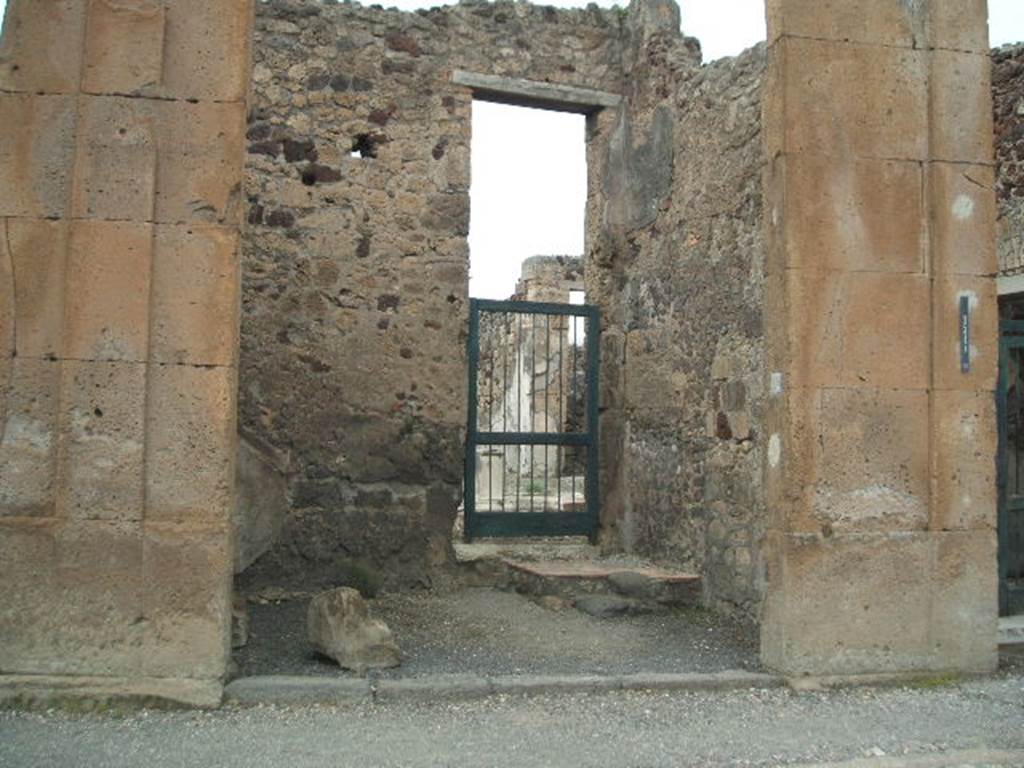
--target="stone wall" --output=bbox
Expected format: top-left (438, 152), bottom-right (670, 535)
top-left (760, 0), bottom-right (998, 676)
top-left (593, 30), bottom-right (767, 615)
top-left (0, 0), bottom-right (252, 706)
top-left (238, 0), bottom-right (627, 591)
top-left (995, 44), bottom-right (1024, 277)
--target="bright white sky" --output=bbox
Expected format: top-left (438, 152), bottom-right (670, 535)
top-left (1, 0), bottom-right (1021, 299)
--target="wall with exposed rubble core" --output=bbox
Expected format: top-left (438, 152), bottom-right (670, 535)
top-left (236, 0), bottom-right (771, 614)
top-left (237, 0), bottom-right (628, 592)
top-left (995, 44), bottom-right (1024, 278)
top-left (591, 35), bottom-right (768, 616)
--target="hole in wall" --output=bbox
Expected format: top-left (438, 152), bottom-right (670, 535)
top-left (350, 133), bottom-right (380, 159)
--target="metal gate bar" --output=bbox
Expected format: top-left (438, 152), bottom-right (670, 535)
top-left (465, 298), bottom-right (600, 541)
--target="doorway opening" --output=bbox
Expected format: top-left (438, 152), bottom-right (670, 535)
top-left (463, 100), bottom-right (599, 540)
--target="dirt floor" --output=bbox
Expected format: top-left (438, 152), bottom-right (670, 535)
top-left (233, 586), bottom-right (760, 679)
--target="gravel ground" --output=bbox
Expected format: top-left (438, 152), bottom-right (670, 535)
top-left (3, 671), bottom-right (1023, 768)
top-left (234, 586), bottom-right (759, 678)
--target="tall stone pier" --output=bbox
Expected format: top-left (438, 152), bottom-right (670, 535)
top-left (0, 0), bottom-right (253, 706)
top-left (761, 0), bottom-right (999, 675)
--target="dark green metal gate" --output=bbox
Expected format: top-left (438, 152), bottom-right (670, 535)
top-left (464, 299), bottom-right (600, 540)
top-left (998, 318), bottom-right (1024, 616)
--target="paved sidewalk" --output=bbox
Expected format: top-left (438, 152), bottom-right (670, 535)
top-left (3, 670), bottom-right (1022, 768)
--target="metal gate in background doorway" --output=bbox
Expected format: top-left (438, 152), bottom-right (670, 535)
top-left (998, 317), bottom-right (1024, 616)
top-left (464, 299), bottom-right (600, 541)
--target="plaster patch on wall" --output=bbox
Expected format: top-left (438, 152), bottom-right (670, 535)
top-left (813, 485), bottom-right (928, 531)
top-left (769, 371), bottom-right (784, 397)
top-left (768, 433), bottom-right (781, 468)
top-left (952, 194), bottom-right (975, 221)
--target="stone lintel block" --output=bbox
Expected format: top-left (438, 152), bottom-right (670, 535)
top-left (931, 390), bottom-right (996, 533)
top-left (154, 100), bottom-right (246, 225)
top-left (71, 95), bottom-right (157, 222)
top-left (65, 220), bottom-right (153, 363)
top-left (932, 275), bottom-right (997, 393)
top-left (929, 49), bottom-right (994, 166)
top-left (775, 153), bottom-right (924, 274)
top-left (770, 37), bottom-right (927, 161)
top-left (0, 519), bottom-right (59, 674)
top-left (928, 162), bottom-right (997, 276)
top-left (766, 0), bottom-right (989, 53)
top-left (930, 530), bottom-right (998, 673)
top-left (159, 0), bottom-right (253, 103)
top-left (145, 364), bottom-right (237, 525)
top-left (58, 360), bottom-right (146, 521)
top-left (0, 358), bottom-right (62, 517)
top-left (151, 225), bottom-right (240, 366)
top-left (781, 269), bottom-right (931, 390)
top-left (811, 387), bottom-right (930, 535)
top-left (49, 518), bottom-right (145, 676)
top-left (0, 94), bottom-right (77, 219)
top-left (760, 531), bottom-right (936, 676)
top-left (82, 0), bottom-right (166, 96)
top-left (0, 0), bottom-right (87, 94)
top-left (6, 218), bottom-right (69, 360)
top-left (142, 521), bottom-right (232, 679)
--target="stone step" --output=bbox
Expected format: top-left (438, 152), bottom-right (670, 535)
top-left (505, 559), bottom-right (702, 609)
top-left (998, 615), bottom-right (1024, 646)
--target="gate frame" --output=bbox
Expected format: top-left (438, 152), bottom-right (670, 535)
top-left (464, 298), bottom-right (600, 542)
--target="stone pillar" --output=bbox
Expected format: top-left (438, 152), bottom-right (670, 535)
top-left (0, 0), bottom-right (252, 706)
top-left (761, 0), bottom-right (999, 675)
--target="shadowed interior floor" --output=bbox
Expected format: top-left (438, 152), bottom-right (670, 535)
top-left (233, 586), bottom-right (759, 679)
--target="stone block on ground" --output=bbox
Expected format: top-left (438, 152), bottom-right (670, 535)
top-left (307, 587), bottom-right (401, 672)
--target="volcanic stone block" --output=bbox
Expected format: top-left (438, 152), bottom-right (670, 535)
top-left (160, 0), bottom-right (253, 103)
top-left (772, 37), bottom-right (927, 161)
top-left (777, 153), bottom-right (924, 274)
top-left (784, 270), bottom-right (931, 390)
top-left (766, 0), bottom-right (920, 48)
top-left (82, 0), bottom-right (166, 96)
top-left (142, 522), bottom-right (231, 679)
top-left (145, 363), bottom-right (236, 525)
top-left (928, 162), bottom-right (997, 276)
top-left (0, 94), bottom-right (77, 218)
top-left (154, 100), bottom-right (246, 224)
top-left (151, 224), bottom-right (240, 366)
top-left (931, 389), bottom-right (997, 532)
top-left (809, 388), bottom-right (930, 534)
top-left (930, 530), bottom-right (998, 672)
top-left (72, 96), bottom-right (157, 222)
top-left (0, 520), bottom-right (59, 673)
top-left (928, 50), bottom-right (994, 165)
top-left (52, 519), bottom-right (145, 676)
top-left (761, 532), bottom-right (933, 675)
top-left (925, 1), bottom-right (990, 54)
top-left (5, 218), bottom-right (68, 359)
top-left (0, 0), bottom-right (86, 94)
top-left (58, 360), bottom-right (146, 521)
top-left (65, 220), bottom-right (153, 362)
top-left (0, 359), bottom-right (62, 517)
top-left (931, 275), bottom-right (997, 393)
